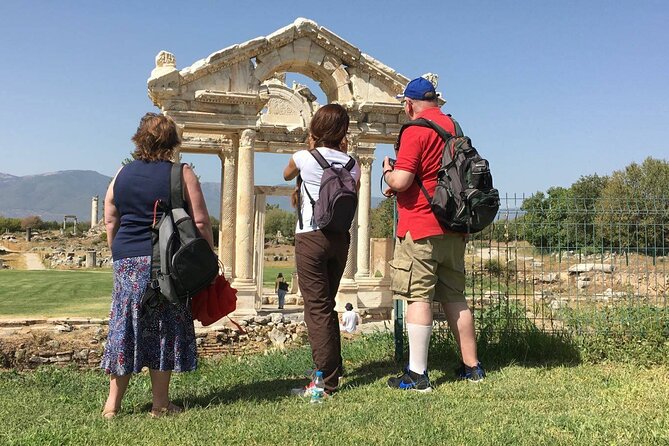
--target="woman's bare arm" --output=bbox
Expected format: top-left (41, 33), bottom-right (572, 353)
top-left (284, 157), bottom-right (299, 181)
top-left (104, 171), bottom-right (121, 249)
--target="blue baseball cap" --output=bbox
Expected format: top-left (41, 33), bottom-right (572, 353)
top-left (396, 77), bottom-right (439, 101)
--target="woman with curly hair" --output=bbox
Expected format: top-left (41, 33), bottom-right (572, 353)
top-left (100, 113), bottom-right (214, 419)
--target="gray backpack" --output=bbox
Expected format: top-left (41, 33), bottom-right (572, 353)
top-left (298, 150), bottom-right (358, 233)
top-left (144, 163), bottom-right (219, 308)
top-left (396, 116), bottom-right (500, 233)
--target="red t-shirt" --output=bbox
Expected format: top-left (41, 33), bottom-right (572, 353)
top-left (394, 107), bottom-right (457, 240)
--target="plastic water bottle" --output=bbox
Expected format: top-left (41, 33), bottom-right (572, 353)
top-left (310, 370), bottom-right (325, 403)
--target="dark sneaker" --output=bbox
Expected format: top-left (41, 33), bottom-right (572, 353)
top-left (387, 368), bottom-right (432, 392)
top-left (455, 362), bottom-right (486, 382)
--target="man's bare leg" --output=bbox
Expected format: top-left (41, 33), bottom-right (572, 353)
top-left (443, 301), bottom-right (479, 367)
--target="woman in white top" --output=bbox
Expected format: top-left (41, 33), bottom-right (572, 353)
top-left (283, 104), bottom-right (360, 395)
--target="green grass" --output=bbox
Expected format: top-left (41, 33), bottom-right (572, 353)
top-left (262, 265), bottom-right (295, 286)
top-left (0, 333), bottom-right (667, 445)
top-left (0, 270), bottom-right (112, 318)
top-left (0, 267), bottom-right (294, 317)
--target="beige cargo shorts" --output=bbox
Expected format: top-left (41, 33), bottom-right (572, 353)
top-left (389, 231), bottom-right (467, 303)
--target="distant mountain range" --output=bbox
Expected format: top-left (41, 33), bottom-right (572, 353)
top-left (0, 170), bottom-right (383, 222)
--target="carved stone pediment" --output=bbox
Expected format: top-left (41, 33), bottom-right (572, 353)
top-left (148, 18), bottom-right (443, 144)
top-left (148, 18), bottom-right (413, 109)
top-left (195, 90), bottom-right (269, 106)
top-left (357, 101), bottom-right (404, 115)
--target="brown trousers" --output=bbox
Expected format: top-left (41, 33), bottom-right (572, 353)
top-left (295, 230), bottom-right (349, 392)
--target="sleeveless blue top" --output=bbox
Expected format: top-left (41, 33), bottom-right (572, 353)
top-left (111, 160), bottom-right (173, 260)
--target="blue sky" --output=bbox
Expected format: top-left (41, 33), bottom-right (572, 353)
top-left (0, 0), bottom-right (667, 196)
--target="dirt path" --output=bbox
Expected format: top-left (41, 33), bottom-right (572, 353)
top-left (22, 253), bottom-right (46, 270)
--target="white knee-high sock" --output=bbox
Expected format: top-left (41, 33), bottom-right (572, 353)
top-left (407, 323), bottom-right (432, 375)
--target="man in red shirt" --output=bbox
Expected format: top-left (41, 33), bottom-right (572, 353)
top-left (383, 77), bottom-right (485, 391)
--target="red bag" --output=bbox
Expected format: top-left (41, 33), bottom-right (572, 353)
top-left (190, 274), bottom-right (237, 326)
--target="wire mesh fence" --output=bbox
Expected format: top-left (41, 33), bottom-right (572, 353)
top-left (433, 194), bottom-right (669, 337)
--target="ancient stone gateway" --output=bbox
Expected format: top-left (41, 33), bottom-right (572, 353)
top-left (147, 18), bottom-right (418, 315)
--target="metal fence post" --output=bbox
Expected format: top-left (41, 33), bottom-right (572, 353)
top-left (392, 197), bottom-right (404, 362)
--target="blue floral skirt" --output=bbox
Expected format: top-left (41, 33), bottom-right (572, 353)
top-left (100, 256), bottom-right (197, 376)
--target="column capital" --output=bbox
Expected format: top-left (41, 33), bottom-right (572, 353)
top-left (345, 132), bottom-right (362, 156)
top-left (357, 154), bottom-right (375, 168)
top-left (220, 145), bottom-right (237, 163)
top-left (240, 128), bottom-right (257, 148)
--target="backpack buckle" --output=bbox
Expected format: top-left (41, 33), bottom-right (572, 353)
top-left (150, 279), bottom-right (161, 290)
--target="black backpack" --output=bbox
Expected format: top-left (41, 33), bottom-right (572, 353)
top-left (144, 163), bottom-right (219, 308)
top-left (395, 116), bottom-right (500, 233)
top-left (298, 149), bottom-right (358, 233)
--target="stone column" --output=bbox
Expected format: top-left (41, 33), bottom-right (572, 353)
top-left (337, 143), bottom-right (359, 311)
top-left (342, 143), bottom-right (359, 282)
top-left (233, 129), bottom-right (256, 285)
top-left (220, 146), bottom-right (237, 278)
top-left (231, 130), bottom-right (258, 316)
top-left (86, 250), bottom-right (97, 268)
top-left (355, 154), bottom-right (374, 278)
top-left (90, 196), bottom-right (99, 229)
top-left (254, 194), bottom-right (267, 305)
top-left (343, 212), bottom-right (358, 281)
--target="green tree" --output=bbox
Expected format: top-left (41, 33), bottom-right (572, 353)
top-left (594, 157), bottom-right (669, 254)
top-left (519, 188), bottom-right (572, 250)
top-left (517, 174), bottom-right (610, 251)
top-left (20, 216), bottom-right (43, 230)
top-left (564, 174), bottom-right (609, 249)
top-left (265, 206), bottom-right (296, 242)
top-left (0, 216), bottom-right (21, 233)
top-left (370, 197), bottom-right (396, 238)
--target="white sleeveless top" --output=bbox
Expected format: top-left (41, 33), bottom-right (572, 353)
top-left (292, 147), bottom-right (360, 234)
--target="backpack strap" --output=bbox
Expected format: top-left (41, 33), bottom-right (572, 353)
top-left (448, 115), bottom-right (465, 137)
top-left (296, 175), bottom-right (305, 230)
top-left (395, 118), bottom-right (459, 206)
top-left (302, 176), bottom-right (317, 228)
top-left (309, 149), bottom-right (331, 170)
top-left (143, 164), bottom-right (183, 316)
top-left (343, 156), bottom-right (355, 171)
top-left (305, 150), bottom-right (332, 207)
top-left (170, 163), bottom-right (185, 209)
top-left (310, 148), bottom-right (355, 171)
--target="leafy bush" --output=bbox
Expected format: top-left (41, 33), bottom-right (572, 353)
top-left (370, 197), bottom-right (395, 238)
top-left (20, 216), bottom-right (43, 230)
top-left (482, 259), bottom-right (516, 278)
top-left (562, 304), bottom-right (669, 364)
top-left (265, 206), bottom-right (296, 241)
top-left (429, 297), bottom-right (580, 365)
top-left (0, 216), bottom-right (21, 232)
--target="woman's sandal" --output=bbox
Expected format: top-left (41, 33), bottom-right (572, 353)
top-left (149, 402), bottom-right (183, 418)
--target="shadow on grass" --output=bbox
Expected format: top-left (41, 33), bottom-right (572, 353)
top-left (340, 358), bottom-right (398, 389)
top-left (178, 322), bottom-right (581, 406)
top-left (179, 377), bottom-right (309, 408)
top-left (428, 326), bottom-right (582, 387)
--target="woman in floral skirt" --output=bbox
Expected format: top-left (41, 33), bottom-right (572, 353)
top-left (100, 113), bottom-right (214, 419)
